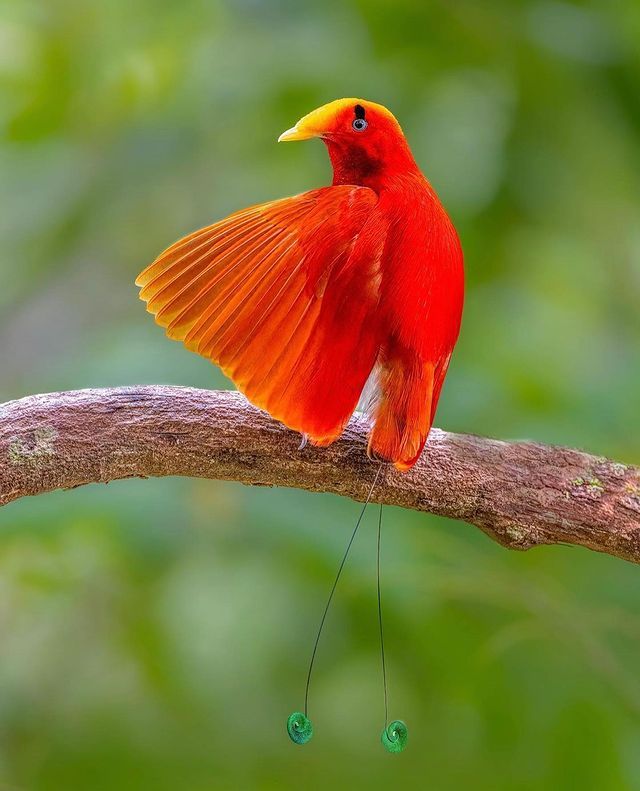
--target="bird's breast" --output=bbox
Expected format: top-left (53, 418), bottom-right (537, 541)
top-left (376, 180), bottom-right (464, 356)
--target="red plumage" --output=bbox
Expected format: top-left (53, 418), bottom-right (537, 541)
top-left (136, 98), bottom-right (464, 470)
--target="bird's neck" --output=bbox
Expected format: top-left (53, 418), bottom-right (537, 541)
top-left (326, 138), bottom-right (420, 192)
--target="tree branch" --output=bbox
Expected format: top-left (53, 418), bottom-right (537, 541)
top-left (1, 386), bottom-right (639, 562)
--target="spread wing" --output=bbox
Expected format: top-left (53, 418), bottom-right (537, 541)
top-left (136, 186), bottom-right (383, 444)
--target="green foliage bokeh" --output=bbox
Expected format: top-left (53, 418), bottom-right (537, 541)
top-left (1, 0), bottom-right (639, 788)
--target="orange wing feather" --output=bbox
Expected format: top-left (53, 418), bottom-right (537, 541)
top-left (136, 187), bottom-right (383, 445)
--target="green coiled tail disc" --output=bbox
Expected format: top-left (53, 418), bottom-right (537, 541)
top-left (381, 720), bottom-right (408, 753)
top-left (287, 712), bottom-right (313, 745)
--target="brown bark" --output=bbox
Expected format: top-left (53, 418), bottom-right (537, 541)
top-left (1, 386), bottom-right (639, 562)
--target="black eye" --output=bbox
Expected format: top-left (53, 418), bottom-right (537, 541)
top-left (352, 118), bottom-right (368, 131)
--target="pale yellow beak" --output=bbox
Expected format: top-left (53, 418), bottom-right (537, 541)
top-left (277, 99), bottom-right (358, 142)
top-left (277, 123), bottom-right (319, 142)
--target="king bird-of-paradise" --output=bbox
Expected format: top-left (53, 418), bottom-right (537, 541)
top-left (136, 99), bottom-right (464, 471)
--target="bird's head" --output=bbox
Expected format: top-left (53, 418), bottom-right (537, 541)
top-left (278, 98), bottom-right (418, 189)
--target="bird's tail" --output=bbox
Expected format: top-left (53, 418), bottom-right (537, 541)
top-left (367, 358), bottom-right (435, 471)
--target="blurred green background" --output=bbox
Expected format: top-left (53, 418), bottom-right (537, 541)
top-left (1, 0), bottom-right (640, 788)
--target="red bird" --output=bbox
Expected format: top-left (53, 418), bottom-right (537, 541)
top-left (136, 99), bottom-right (464, 471)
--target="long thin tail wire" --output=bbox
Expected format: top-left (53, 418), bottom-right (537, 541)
top-left (377, 501), bottom-right (389, 728)
top-left (304, 462), bottom-right (383, 717)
